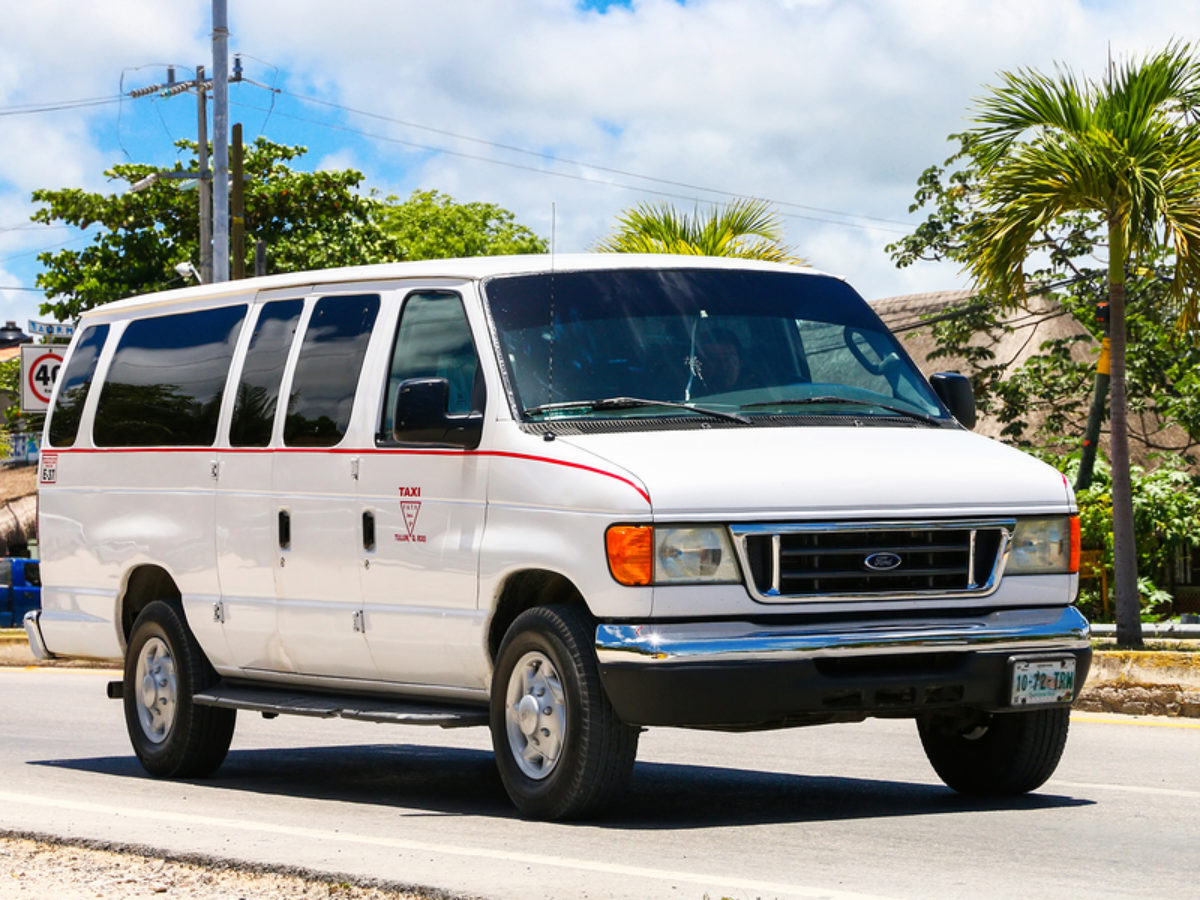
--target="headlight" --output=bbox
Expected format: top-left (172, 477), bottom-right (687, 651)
top-left (1008, 516), bottom-right (1080, 574)
top-left (655, 526), bottom-right (741, 583)
top-left (606, 525), bottom-right (741, 585)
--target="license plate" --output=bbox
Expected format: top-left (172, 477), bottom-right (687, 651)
top-left (1011, 658), bottom-right (1076, 706)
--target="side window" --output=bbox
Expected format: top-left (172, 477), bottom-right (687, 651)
top-left (283, 294), bottom-right (380, 447)
top-left (94, 306), bottom-right (246, 447)
top-left (380, 292), bottom-right (482, 440)
top-left (47, 324), bottom-right (109, 448)
top-left (229, 299), bottom-right (304, 447)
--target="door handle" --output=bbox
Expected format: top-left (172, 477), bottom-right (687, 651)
top-left (278, 509), bottom-right (291, 549)
top-left (362, 510), bottom-right (376, 551)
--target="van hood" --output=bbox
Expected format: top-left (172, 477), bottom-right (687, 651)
top-left (556, 425), bottom-right (1071, 519)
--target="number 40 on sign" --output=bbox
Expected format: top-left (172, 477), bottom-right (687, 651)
top-left (20, 344), bottom-right (65, 413)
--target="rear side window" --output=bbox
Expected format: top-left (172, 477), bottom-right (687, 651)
top-left (284, 295), bottom-right (380, 447)
top-left (93, 305), bottom-right (247, 447)
top-left (47, 324), bottom-right (109, 447)
top-left (230, 299), bottom-right (304, 447)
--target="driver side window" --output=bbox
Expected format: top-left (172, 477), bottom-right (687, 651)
top-left (379, 291), bottom-right (483, 439)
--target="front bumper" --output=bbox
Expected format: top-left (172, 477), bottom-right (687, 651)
top-left (22, 610), bottom-right (55, 660)
top-left (595, 606), bottom-right (1091, 728)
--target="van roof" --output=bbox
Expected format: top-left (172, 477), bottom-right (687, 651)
top-left (77, 254), bottom-right (842, 321)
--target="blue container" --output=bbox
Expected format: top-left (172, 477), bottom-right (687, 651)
top-left (0, 558), bottom-right (40, 628)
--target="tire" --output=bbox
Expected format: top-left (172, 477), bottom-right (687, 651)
top-left (918, 706), bottom-right (1070, 796)
top-left (490, 605), bottom-right (639, 820)
top-left (123, 600), bottom-right (236, 778)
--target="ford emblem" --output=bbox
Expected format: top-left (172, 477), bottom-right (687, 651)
top-left (864, 552), bottom-right (902, 572)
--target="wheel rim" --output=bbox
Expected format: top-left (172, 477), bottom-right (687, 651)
top-left (135, 636), bottom-right (178, 744)
top-left (504, 650), bottom-right (566, 780)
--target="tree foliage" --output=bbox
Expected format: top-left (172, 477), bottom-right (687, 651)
top-left (890, 143), bottom-right (1200, 458)
top-left (891, 45), bottom-right (1200, 645)
top-left (376, 189), bottom-right (546, 260)
top-left (1050, 453), bottom-right (1200, 622)
top-left (31, 139), bottom-right (400, 321)
top-left (30, 142), bottom-right (546, 322)
top-left (594, 198), bottom-right (805, 263)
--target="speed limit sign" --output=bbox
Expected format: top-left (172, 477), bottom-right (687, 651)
top-left (20, 344), bottom-right (65, 412)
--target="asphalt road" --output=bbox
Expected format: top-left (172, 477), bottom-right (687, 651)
top-left (2, 666), bottom-right (1198, 900)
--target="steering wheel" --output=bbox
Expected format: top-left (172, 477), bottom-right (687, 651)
top-left (844, 326), bottom-right (887, 375)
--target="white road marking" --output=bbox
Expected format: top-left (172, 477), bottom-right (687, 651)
top-left (0, 789), bottom-right (894, 900)
top-left (1049, 780), bottom-right (1200, 800)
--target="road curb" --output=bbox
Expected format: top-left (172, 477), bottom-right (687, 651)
top-left (1077, 649), bottom-right (1200, 718)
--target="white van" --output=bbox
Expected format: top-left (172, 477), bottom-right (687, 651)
top-left (27, 255), bottom-right (1089, 819)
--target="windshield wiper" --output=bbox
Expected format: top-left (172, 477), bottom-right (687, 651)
top-left (525, 396), bottom-right (750, 425)
top-left (741, 395), bottom-right (946, 426)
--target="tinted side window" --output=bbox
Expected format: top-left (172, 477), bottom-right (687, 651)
top-left (47, 324), bottom-right (109, 447)
top-left (230, 299), bottom-right (304, 447)
top-left (284, 295), bottom-right (380, 447)
top-left (94, 306), bottom-right (247, 447)
top-left (380, 292), bottom-right (482, 438)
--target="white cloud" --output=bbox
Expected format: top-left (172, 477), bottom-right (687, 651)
top-left (3, 0), bottom-right (1200, 327)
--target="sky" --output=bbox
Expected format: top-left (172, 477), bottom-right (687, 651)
top-left (1, 0), bottom-right (1199, 330)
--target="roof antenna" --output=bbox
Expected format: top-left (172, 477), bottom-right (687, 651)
top-left (547, 202), bottom-right (556, 409)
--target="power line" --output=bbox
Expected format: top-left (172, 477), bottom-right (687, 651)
top-left (263, 84), bottom-right (915, 230)
top-left (231, 96), bottom-right (910, 236)
top-left (0, 95), bottom-right (124, 117)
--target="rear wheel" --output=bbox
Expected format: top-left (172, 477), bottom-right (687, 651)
top-left (123, 601), bottom-right (236, 778)
top-left (490, 605), bottom-right (639, 820)
top-left (918, 707), bottom-right (1070, 795)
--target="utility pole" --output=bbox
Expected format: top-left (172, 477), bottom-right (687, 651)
top-left (196, 66), bottom-right (212, 284)
top-left (231, 123), bottom-right (245, 279)
top-left (211, 0), bottom-right (230, 282)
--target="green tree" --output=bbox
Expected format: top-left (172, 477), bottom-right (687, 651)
top-left (376, 189), bottom-right (546, 259)
top-left (594, 198), bottom-right (805, 263)
top-left (31, 139), bottom-right (402, 321)
top-left (959, 46), bottom-right (1200, 647)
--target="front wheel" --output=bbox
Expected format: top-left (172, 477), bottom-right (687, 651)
top-left (123, 601), bottom-right (236, 778)
top-left (490, 605), bottom-right (639, 820)
top-left (918, 707), bottom-right (1070, 796)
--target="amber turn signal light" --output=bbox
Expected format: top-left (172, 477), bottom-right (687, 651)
top-left (1068, 514), bottom-right (1081, 574)
top-left (606, 525), bottom-right (653, 586)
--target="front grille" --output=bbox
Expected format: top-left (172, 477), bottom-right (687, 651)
top-left (731, 520), bottom-right (1012, 602)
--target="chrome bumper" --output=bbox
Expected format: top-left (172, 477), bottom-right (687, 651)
top-left (22, 610), bottom-right (55, 660)
top-left (595, 606), bottom-right (1090, 666)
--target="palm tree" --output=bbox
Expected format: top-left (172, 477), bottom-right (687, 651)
top-left (965, 44), bottom-right (1200, 647)
top-left (594, 198), bottom-right (806, 264)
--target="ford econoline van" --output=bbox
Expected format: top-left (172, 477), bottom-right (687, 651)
top-left (27, 255), bottom-right (1090, 819)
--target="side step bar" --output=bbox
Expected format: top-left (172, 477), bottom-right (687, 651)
top-left (184, 682), bottom-right (490, 729)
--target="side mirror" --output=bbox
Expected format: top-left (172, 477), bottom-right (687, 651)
top-left (392, 377), bottom-right (483, 449)
top-left (929, 372), bottom-right (976, 430)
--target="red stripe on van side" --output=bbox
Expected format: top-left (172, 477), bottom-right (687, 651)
top-left (48, 446), bottom-right (652, 506)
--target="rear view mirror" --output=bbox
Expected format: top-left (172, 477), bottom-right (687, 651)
top-left (929, 372), bottom-right (976, 430)
top-left (392, 378), bottom-right (483, 449)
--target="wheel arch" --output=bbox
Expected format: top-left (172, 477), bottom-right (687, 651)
top-left (119, 564), bottom-right (183, 645)
top-left (486, 569), bottom-right (591, 664)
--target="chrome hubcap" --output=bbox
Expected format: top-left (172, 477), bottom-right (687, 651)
top-left (135, 636), bottom-right (177, 744)
top-left (505, 650), bottom-right (566, 780)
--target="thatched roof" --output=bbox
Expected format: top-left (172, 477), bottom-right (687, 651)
top-left (871, 290), bottom-right (1197, 469)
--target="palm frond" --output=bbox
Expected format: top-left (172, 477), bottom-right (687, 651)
top-left (594, 199), bottom-right (806, 264)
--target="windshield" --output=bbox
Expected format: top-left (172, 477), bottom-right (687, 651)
top-left (483, 268), bottom-right (948, 425)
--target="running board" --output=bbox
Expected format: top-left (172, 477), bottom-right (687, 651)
top-left (192, 682), bottom-right (489, 729)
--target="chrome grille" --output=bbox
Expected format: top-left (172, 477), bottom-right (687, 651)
top-left (730, 520), bottom-right (1013, 602)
